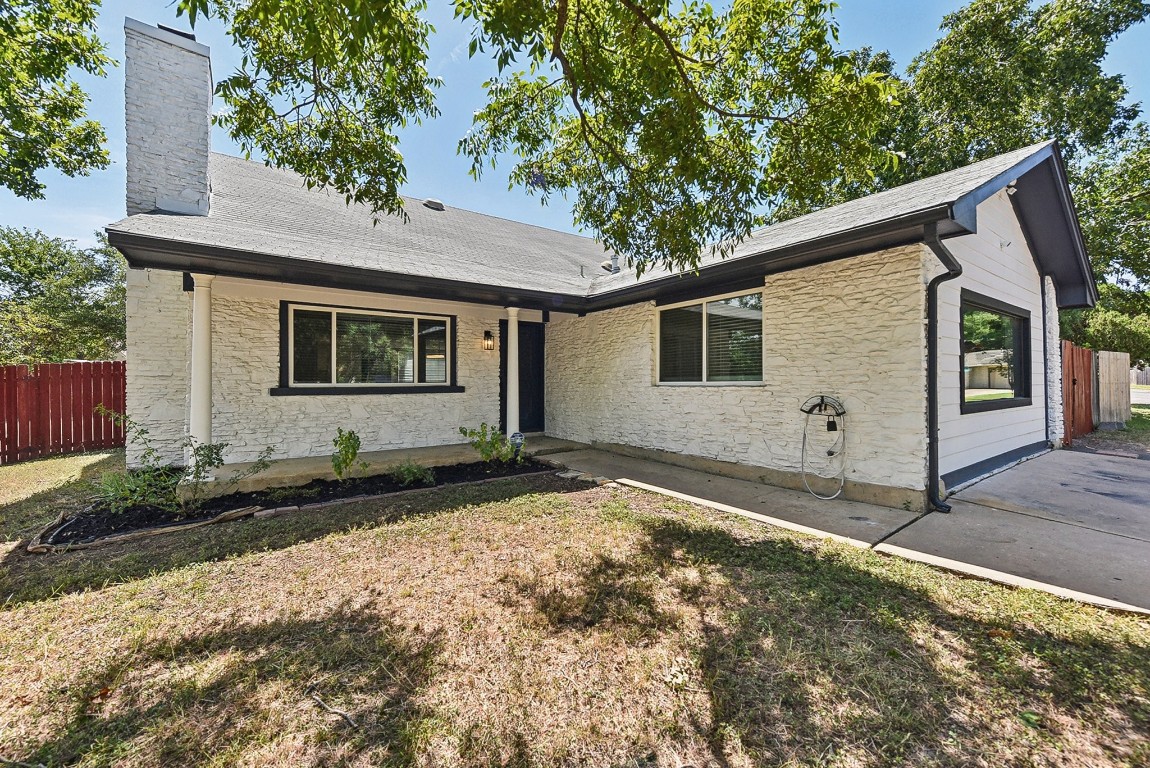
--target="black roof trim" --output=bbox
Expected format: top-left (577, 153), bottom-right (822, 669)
top-left (107, 231), bottom-right (588, 313)
top-left (110, 205), bottom-right (956, 314)
top-left (584, 205), bottom-right (954, 311)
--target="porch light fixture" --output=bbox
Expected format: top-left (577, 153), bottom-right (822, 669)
top-left (483, 330), bottom-right (495, 351)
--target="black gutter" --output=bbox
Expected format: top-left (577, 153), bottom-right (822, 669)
top-left (1039, 274), bottom-right (1051, 443)
top-left (923, 222), bottom-right (963, 512)
top-left (107, 231), bottom-right (590, 313)
top-left (583, 205), bottom-right (955, 312)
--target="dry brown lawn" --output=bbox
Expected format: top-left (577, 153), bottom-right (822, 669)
top-left (1, 454), bottom-right (1148, 767)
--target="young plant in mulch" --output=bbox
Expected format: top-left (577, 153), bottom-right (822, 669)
top-left (332, 427), bottom-right (369, 482)
top-left (389, 459), bottom-right (436, 488)
top-left (459, 423), bottom-right (524, 466)
top-left (35, 418), bottom-right (547, 550)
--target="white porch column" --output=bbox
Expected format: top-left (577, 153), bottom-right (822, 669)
top-left (189, 273), bottom-right (215, 447)
top-left (505, 306), bottom-right (520, 436)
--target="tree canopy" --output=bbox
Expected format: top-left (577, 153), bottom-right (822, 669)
top-left (4, 0), bottom-right (897, 275)
top-left (0, 228), bottom-right (126, 364)
top-left (770, 0), bottom-right (1150, 360)
top-left (776, 0), bottom-right (1150, 216)
top-left (175, 0), bottom-right (898, 274)
top-left (0, 0), bottom-right (111, 198)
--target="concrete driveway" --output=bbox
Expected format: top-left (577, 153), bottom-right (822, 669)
top-left (879, 451), bottom-right (1150, 610)
top-left (1133, 386), bottom-right (1150, 405)
top-left (549, 447), bottom-right (1150, 612)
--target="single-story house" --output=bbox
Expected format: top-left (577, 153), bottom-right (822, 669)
top-left (106, 20), bottom-right (1097, 512)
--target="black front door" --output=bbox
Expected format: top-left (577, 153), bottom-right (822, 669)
top-left (499, 320), bottom-right (545, 433)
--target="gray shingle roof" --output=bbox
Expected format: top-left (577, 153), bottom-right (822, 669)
top-left (589, 141), bottom-right (1055, 293)
top-left (108, 153), bottom-right (611, 296)
top-left (107, 140), bottom-right (1093, 307)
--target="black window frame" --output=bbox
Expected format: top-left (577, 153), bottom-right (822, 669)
top-left (269, 300), bottom-right (464, 396)
top-left (656, 289), bottom-right (765, 385)
top-left (959, 289), bottom-right (1032, 414)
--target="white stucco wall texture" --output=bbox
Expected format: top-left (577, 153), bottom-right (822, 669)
top-left (126, 274), bottom-right (516, 465)
top-left (209, 294), bottom-right (501, 462)
top-left (545, 245), bottom-right (932, 493)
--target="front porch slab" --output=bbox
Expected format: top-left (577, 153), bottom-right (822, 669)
top-left (208, 436), bottom-right (587, 496)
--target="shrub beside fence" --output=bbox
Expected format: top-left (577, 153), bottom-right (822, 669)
top-left (0, 361), bottom-right (125, 465)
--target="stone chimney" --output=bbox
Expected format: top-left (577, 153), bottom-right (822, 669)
top-left (124, 18), bottom-right (212, 216)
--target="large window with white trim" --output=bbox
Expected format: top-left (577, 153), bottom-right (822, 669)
top-left (288, 304), bottom-right (450, 387)
top-left (658, 291), bottom-right (763, 383)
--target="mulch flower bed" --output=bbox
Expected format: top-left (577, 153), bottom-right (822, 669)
top-left (36, 459), bottom-right (555, 550)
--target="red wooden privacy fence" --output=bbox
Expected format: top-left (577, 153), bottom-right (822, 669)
top-left (1061, 341), bottom-right (1094, 447)
top-left (0, 361), bottom-right (126, 465)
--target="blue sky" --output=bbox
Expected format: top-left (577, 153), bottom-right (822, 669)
top-left (1, 0), bottom-right (1147, 247)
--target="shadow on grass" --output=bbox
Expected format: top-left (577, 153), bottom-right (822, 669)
top-left (23, 602), bottom-right (441, 767)
top-left (0, 451), bottom-right (123, 542)
top-left (0, 474), bottom-right (589, 608)
top-left (509, 512), bottom-right (1150, 766)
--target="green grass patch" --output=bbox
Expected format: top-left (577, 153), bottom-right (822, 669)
top-left (0, 451), bottom-right (122, 542)
top-left (965, 391), bottom-right (1015, 402)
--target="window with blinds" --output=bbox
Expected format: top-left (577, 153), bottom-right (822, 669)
top-left (289, 305), bottom-right (452, 387)
top-left (658, 291), bottom-right (763, 383)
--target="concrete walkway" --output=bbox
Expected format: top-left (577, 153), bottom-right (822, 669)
top-left (881, 451), bottom-right (1150, 611)
top-left (547, 447), bottom-right (1150, 613)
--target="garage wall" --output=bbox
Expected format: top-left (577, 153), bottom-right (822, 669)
top-left (545, 245), bottom-right (931, 502)
top-left (934, 190), bottom-right (1051, 485)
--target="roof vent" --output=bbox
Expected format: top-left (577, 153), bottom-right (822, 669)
top-left (157, 24), bottom-right (196, 41)
top-left (600, 260), bottom-right (614, 273)
top-left (422, 198), bottom-right (445, 211)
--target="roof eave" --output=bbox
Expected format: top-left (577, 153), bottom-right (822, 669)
top-left (105, 229), bottom-right (588, 313)
top-left (583, 204), bottom-right (957, 311)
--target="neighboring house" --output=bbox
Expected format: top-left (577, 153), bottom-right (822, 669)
top-left (106, 20), bottom-right (1097, 512)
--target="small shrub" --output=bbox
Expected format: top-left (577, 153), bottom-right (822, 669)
top-left (93, 465), bottom-right (181, 515)
top-left (332, 428), bottom-right (369, 481)
top-left (181, 442), bottom-right (275, 513)
top-left (265, 485), bottom-right (320, 503)
top-left (92, 405), bottom-right (276, 516)
top-left (458, 423), bottom-right (522, 464)
top-left (389, 459), bottom-right (436, 488)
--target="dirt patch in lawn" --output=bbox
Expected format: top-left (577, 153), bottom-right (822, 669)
top-left (43, 458), bottom-right (552, 546)
top-left (2, 476), bottom-right (1148, 767)
top-left (1073, 404), bottom-right (1150, 457)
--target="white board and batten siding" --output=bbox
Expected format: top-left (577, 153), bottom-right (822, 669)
top-left (935, 190), bottom-right (1053, 484)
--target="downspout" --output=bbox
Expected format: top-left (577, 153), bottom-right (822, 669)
top-left (924, 222), bottom-right (962, 512)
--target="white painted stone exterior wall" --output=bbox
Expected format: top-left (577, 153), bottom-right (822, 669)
top-left (125, 268), bottom-right (191, 464)
top-left (1045, 276), bottom-right (1065, 447)
top-left (934, 191), bottom-right (1052, 480)
top-left (127, 274), bottom-right (537, 465)
top-left (124, 20), bottom-right (212, 216)
top-left (545, 246), bottom-right (931, 492)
